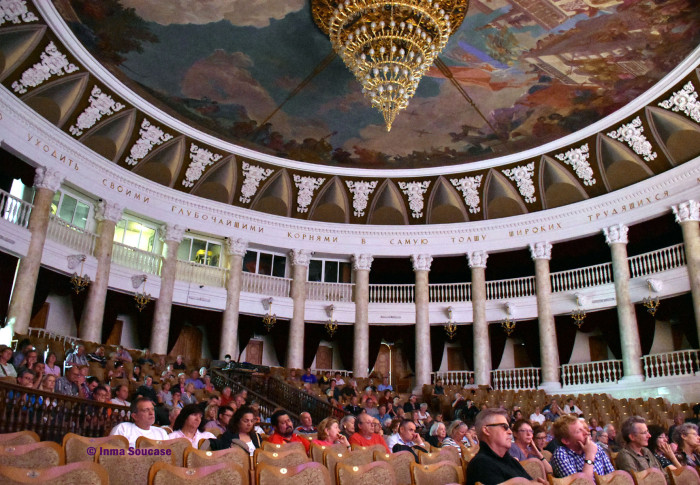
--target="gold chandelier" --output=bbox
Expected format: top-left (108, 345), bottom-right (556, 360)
top-left (571, 294), bottom-right (586, 328)
top-left (325, 304), bottom-right (339, 337)
top-left (263, 297), bottom-right (277, 332)
top-left (70, 255), bottom-right (90, 294)
top-left (134, 277), bottom-right (152, 312)
top-left (444, 306), bottom-right (457, 339)
top-left (501, 316), bottom-right (516, 336)
top-left (312, 0), bottom-right (468, 131)
top-left (642, 280), bottom-right (660, 316)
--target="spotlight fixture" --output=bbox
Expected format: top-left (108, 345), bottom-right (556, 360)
top-left (134, 276), bottom-right (152, 312)
top-left (311, 0), bottom-right (468, 131)
top-left (444, 306), bottom-right (457, 340)
top-left (325, 304), bottom-right (339, 337)
top-left (70, 255), bottom-right (90, 294)
top-left (501, 302), bottom-right (516, 336)
top-left (571, 294), bottom-right (586, 328)
top-left (263, 297), bottom-right (276, 332)
top-left (642, 279), bottom-right (660, 316)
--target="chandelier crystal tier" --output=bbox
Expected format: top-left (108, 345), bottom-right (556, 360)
top-left (312, 0), bottom-right (468, 131)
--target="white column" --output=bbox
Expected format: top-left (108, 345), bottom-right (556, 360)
top-left (604, 223), bottom-right (643, 381)
top-left (352, 254), bottom-right (373, 378)
top-left (220, 238), bottom-right (247, 359)
top-left (672, 200), bottom-right (700, 339)
top-left (412, 254), bottom-right (433, 392)
top-left (80, 200), bottom-right (122, 343)
top-left (529, 242), bottom-right (561, 391)
top-left (8, 167), bottom-right (64, 335)
top-left (288, 249), bottom-right (311, 369)
top-left (150, 224), bottom-right (185, 355)
top-left (469, 251), bottom-right (490, 386)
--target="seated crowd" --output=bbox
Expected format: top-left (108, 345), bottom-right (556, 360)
top-left (2, 338), bottom-right (700, 484)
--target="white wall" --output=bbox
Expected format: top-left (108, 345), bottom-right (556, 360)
top-left (45, 293), bottom-right (77, 336)
top-left (568, 330), bottom-right (593, 364)
top-left (649, 320), bottom-right (675, 354)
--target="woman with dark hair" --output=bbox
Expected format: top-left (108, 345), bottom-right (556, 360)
top-left (131, 364), bottom-right (142, 382)
top-left (648, 424), bottom-right (682, 469)
top-left (209, 406), bottom-right (263, 454)
top-left (44, 352), bottom-right (61, 376)
top-left (168, 404), bottom-right (216, 446)
top-left (673, 422), bottom-right (700, 467)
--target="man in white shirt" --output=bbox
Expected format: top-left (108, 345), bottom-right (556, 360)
top-left (530, 406), bottom-right (546, 425)
top-left (110, 397), bottom-right (168, 447)
top-left (563, 398), bottom-right (583, 417)
top-left (110, 384), bottom-right (130, 407)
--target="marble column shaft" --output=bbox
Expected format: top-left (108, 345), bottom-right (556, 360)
top-left (352, 254), bottom-right (372, 378)
top-left (288, 249), bottom-right (310, 369)
top-left (413, 259), bottom-right (431, 390)
top-left (220, 238), bottom-right (247, 360)
top-left (8, 167), bottom-right (64, 335)
top-left (150, 225), bottom-right (185, 355)
top-left (80, 201), bottom-right (122, 343)
top-left (605, 224), bottom-right (643, 378)
top-left (469, 251), bottom-right (490, 387)
top-left (530, 242), bottom-right (560, 386)
top-left (673, 201), bottom-right (700, 338)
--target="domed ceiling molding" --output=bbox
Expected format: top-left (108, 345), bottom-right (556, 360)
top-left (645, 106), bottom-right (700, 165)
top-left (538, 156), bottom-right (589, 210)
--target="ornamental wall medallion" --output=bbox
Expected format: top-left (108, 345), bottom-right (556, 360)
top-left (399, 181), bottom-right (431, 218)
top-left (69, 86), bottom-right (125, 137)
top-left (346, 180), bottom-right (378, 217)
top-left (658, 81), bottom-right (700, 123)
top-left (502, 162), bottom-right (536, 203)
top-left (12, 41), bottom-right (79, 94)
top-left (239, 162), bottom-right (273, 204)
top-left (554, 143), bottom-right (596, 186)
top-left (450, 175), bottom-right (483, 214)
top-left (182, 144), bottom-right (223, 188)
top-left (125, 119), bottom-right (174, 166)
top-left (294, 175), bottom-right (325, 213)
top-left (607, 116), bottom-right (657, 162)
top-left (0, 0), bottom-right (37, 25)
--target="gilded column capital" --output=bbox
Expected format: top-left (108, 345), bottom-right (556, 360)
top-left (33, 166), bottom-right (64, 192)
top-left (226, 238), bottom-right (248, 257)
top-left (411, 254), bottom-right (433, 272)
top-left (529, 241), bottom-right (553, 260)
top-left (95, 200), bottom-right (122, 223)
top-left (352, 253), bottom-right (374, 271)
top-left (603, 223), bottom-right (629, 245)
top-left (289, 249), bottom-right (312, 267)
top-left (468, 250), bottom-right (488, 268)
top-left (672, 200), bottom-right (700, 223)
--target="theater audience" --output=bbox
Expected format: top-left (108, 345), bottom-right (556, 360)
top-left (205, 405), bottom-right (234, 434)
top-left (16, 368), bottom-right (35, 388)
top-left (173, 355), bottom-right (186, 370)
top-left (393, 418), bottom-right (428, 462)
top-left (157, 380), bottom-right (172, 407)
top-left (563, 398), bottom-right (583, 417)
top-left (509, 419), bottom-right (553, 474)
top-left (110, 397), bottom-right (168, 447)
top-left (350, 412), bottom-right (391, 452)
top-left (1, 345), bottom-right (19, 378)
top-left (209, 406), bottom-right (263, 454)
top-left (427, 421), bottom-right (447, 448)
top-left (294, 411), bottom-right (317, 434)
top-left (54, 365), bottom-right (80, 397)
top-left (266, 409), bottom-right (310, 453)
top-left (647, 424), bottom-right (682, 469)
top-left (673, 422), bottom-right (700, 467)
top-left (111, 384), bottom-right (130, 407)
top-left (134, 375), bottom-right (158, 403)
top-left (12, 339), bottom-right (33, 368)
top-left (604, 423), bottom-right (622, 452)
top-left (39, 374), bottom-right (56, 392)
top-left (167, 403), bottom-right (216, 446)
top-left (313, 417), bottom-right (350, 448)
top-left (551, 414), bottom-right (614, 479)
top-left (65, 345), bottom-right (88, 366)
top-left (615, 416), bottom-right (662, 474)
top-left (87, 346), bottom-right (107, 367)
top-left (114, 345), bottom-right (132, 364)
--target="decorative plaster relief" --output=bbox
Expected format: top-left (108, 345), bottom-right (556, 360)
top-left (0, 0), bottom-right (37, 25)
top-left (352, 253), bottom-right (374, 271)
top-left (125, 119), bottom-right (174, 166)
top-left (603, 223), bottom-right (629, 245)
top-left (293, 175), bottom-right (325, 213)
top-left (182, 144), bottom-right (223, 188)
top-left (606, 116), bottom-right (657, 162)
top-left (66, 254), bottom-right (85, 270)
top-left (502, 162), bottom-right (536, 203)
top-left (12, 41), bottom-right (79, 94)
top-left (450, 175), bottom-right (483, 214)
top-left (672, 200), bottom-right (700, 223)
top-left (69, 86), bottom-right (125, 136)
top-left (289, 249), bottom-right (312, 267)
top-left (226, 237), bottom-right (248, 257)
top-left (346, 180), bottom-right (378, 217)
top-left (529, 241), bottom-right (552, 260)
top-left (33, 166), bottom-right (64, 192)
top-left (239, 161), bottom-right (273, 203)
top-left (162, 224), bottom-right (186, 243)
top-left (95, 200), bottom-right (122, 223)
top-left (399, 181), bottom-right (431, 218)
top-left (411, 254), bottom-right (433, 272)
top-left (554, 144), bottom-right (596, 186)
top-left (658, 81), bottom-right (700, 123)
top-left (468, 250), bottom-right (488, 268)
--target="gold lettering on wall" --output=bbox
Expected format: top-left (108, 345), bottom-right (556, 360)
top-left (450, 235), bottom-right (486, 244)
top-left (26, 133), bottom-right (79, 170)
top-left (508, 223), bottom-right (562, 238)
top-left (287, 232), bottom-right (338, 243)
top-left (586, 191), bottom-right (670, 221)
top-left (171, 205), bottom-right (264, 232)
top-left (390, 238), bottom-right (429, 245)
top-left (102, 179), bottom-right (150, 203)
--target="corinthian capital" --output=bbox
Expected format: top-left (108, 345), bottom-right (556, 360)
top-left (529, 242), bottom-right (552, 260)
top-left (468, 250), bottom-right (488, 268)
top-left (603, 223), bottom-right (628, 245)
top-left (161, 224), bottom-right (186, 243)
top-left (672, 200), bottom-right (700, 223)
top-left (289, 249), bottom-right (312, 267)
top-left (411, 254), bottom-right (433, 272)
top-left (352, 254), bottom-right (374, 271)
top-left (95, 200), bottom-right (123, 223)
top-left (226, 238), bottom-right (248, 257)
top-left (33, 166), bottom-right (64, 192)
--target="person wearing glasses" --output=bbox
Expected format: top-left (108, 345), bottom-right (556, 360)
top-left (551, 415), bottom-right (615, 479)
top-left (466, 409), bottom-right (542, 485)
top-left (615, 416), bottom-right (663, 474)
top-left (349, 411), bottom-right (391, 453)
top-left (510, 420), bottom-right (553, 475)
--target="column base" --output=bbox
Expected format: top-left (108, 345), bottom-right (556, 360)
top-left (619, 375), bottom-right (645, 384)
top-left (539, 381), bottom-right (562, 393)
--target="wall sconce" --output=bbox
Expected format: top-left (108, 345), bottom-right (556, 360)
top-left (643, 279), bottom-right (661, 316)
top-left (444, 306), bottom-right (457, 340)
top-left (262, 297), bottom-right (276, 332)
top-left (571, 293), bottom-right (586, 328)
top-left (68, 254), bottom-right (90, 294)
top-left (325, 304), bottom-right (338, 337)
top-left (132, 275), bottom-right (151, 312)
top-left (501, 302), bottom-right (516, 336)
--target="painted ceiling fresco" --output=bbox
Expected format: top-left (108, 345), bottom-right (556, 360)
top-left (58, 0), bottom-right (700, 169)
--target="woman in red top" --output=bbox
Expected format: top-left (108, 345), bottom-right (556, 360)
top-left (312, 417), bottom-right (350, 448)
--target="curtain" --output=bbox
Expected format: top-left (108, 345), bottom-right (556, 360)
top-left (303, 322), bottom-right (326, 369)
top-left (237, 314), bottom-right (261, 360)
top-left (635, 304), bottom-right (656, 356)
top-left (430, 325), bottom-right (447, 372)
top-left (656, 293), bottom-right (698, 349)
top-left (456, 324), bottom-right (474, 370)
top-left (0, 251), bottom-right (18, 324)
top-left (489, 324), bottom-right (508, 369)
top-left (270, 319), bottom-right (290, 367)
top-left (368, 325), bottom-right (385, 373)
top-left (593, 308), bottom-right (622, 359)
top-left (511, 319), bottom-right (541, 367)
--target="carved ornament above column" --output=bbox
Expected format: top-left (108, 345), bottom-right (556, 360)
top-left (225, 238), bottom-right (248, 257)
top-left (161, 224), bottom-right (186, 243)
top-left (95, 200), bottom-right (122, 223)
top-left (672, 200), bottom-right (700, 223)
top-left (603, 223), bottom-right (629, 245)
top-left (529, 241), bottom-right (553, 260)
top-left (411, 254), bottom-right (433, 272)
top-left (33, 166), bottom-right (64, 192)
top-left (468, 250), bottom-right (488, 269)
top-left (352, 253), bottom-right (374, 271)
top-left (289, 249), bottom-right (312, 267)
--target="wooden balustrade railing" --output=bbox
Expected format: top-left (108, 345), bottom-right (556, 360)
top-left (210, 369), bottom-right (285, 422)
top-left (264, 376), bottom-right (346, 424)
top-left (0, 380), bottom-right (131, 443)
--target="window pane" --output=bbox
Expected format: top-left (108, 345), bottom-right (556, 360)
top-left (243, 251), bottom-right (258, 273)
top-left (324, 261), bottom-right (338, 283)
top-left (123, 221), bottom-right (142, 248)
top-left (58, 195), bottom-right (77, 224)
top-left (272, 255), bottom-right (286, 278)
top-left (50, 191), bottom-right (60, 215)
top-left (308, 260), bottom-right (322, 282)
top-left (177, 237), bottom-right (192, 261)
top-left (140, 226), bottom-right (156, 252)
top-left (191, 238), bottom-right (207, 264)
top-left (114, 220), bottom-right (126, 243)
top-left (258, 253), bottom-right (272, 276)
top-left (339, 262), bottom-right (352, 283)
top-left (73, 201), bottom-right (89, 229)
top-left (207, 243), bottom-right (221, 266)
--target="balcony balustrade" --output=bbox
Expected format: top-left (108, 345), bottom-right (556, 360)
top-left (550, 262), bottom-right (614, 293)
top-left (561, 359), bottom-right (623, 386)
top-left (491, 367), bottom-right (541, 390)
top-left (241, 272), bottom-right (291, 298)
top-left (175, 260), bottom-right (228, 288)
top-left (111, 241), bottom-right (162, 275)
top-left (429, 282), bottom-right (471, 303)
top-left (643, 349), bottom-right (700, 379)
top-left (46, 215), bottom-right (96, 256)
top-left (0, 189), bottom-right (32, 228)
top-left (369, 284), bottom-right (415, 303)
top-left (628, 243), bottom-right (686, 278)
top-left (306, 281), bottom-right (354, 302)
top-left (431, 370), bottom-right (475, 387)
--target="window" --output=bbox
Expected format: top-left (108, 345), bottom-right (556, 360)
top-left (113, 217), bottom-right (157, 252)
top-left (243, 250), bottom-right (286, 277)
top-left (50, 191), bottom-right (91, 230)
top-left (178, 236), bottom-right (222, 267)
top-left (308, 259), bottom-right (351, 283)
